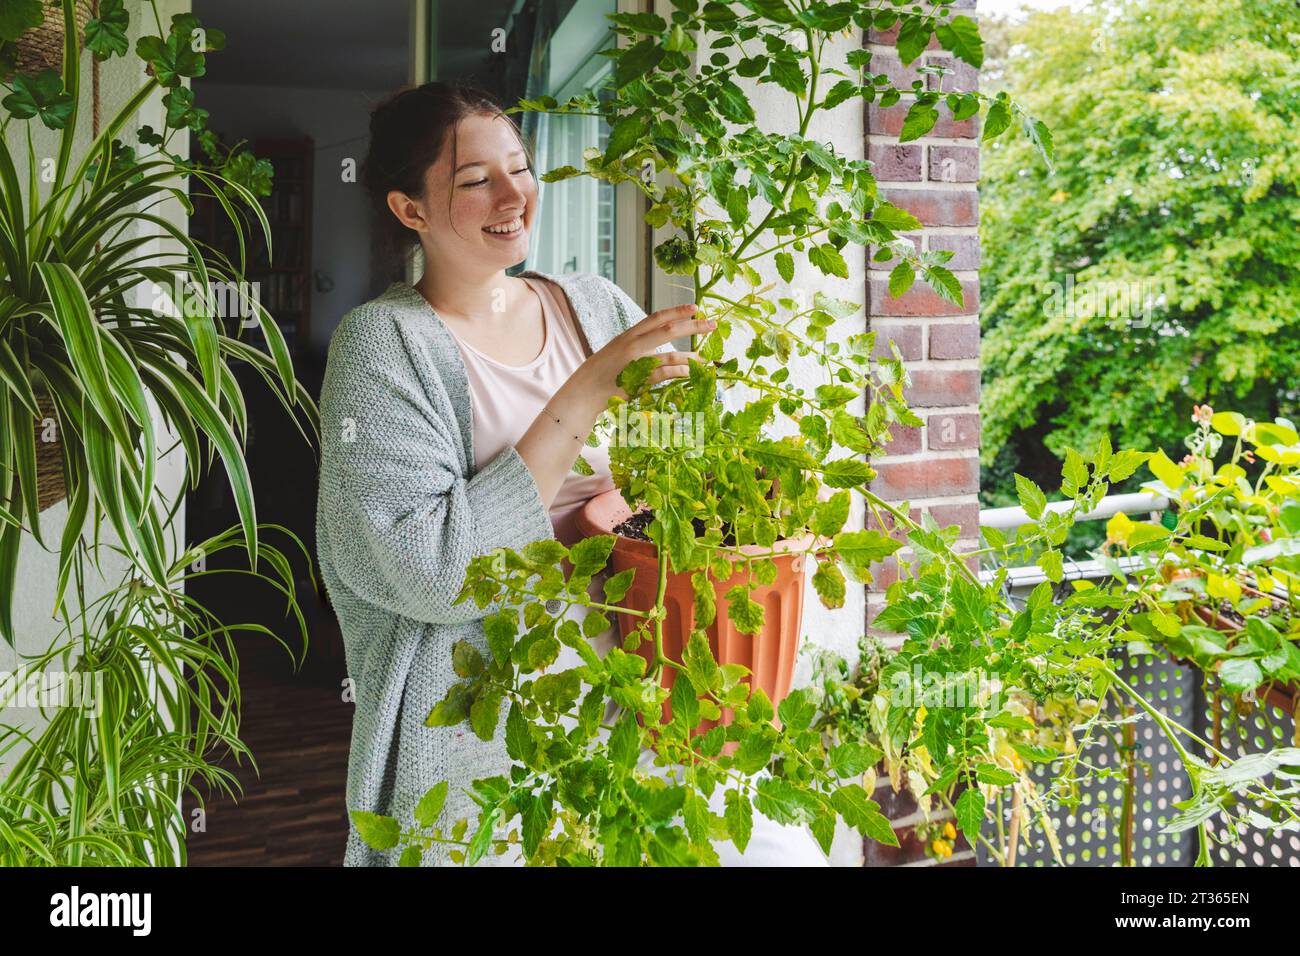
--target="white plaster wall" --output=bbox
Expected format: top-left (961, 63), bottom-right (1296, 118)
top-left (1, 1), bottom-right (189, 786)
top-left (693, 27), bottom-right (870, 866)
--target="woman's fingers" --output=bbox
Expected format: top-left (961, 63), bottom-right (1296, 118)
top-left (635, 304), bottom-right (715, 346)
top-left (646, 351), bottom-right (701, 385)
top-left (647, 364), bottom-right (690, 384)
top-left (657, 351), bottom-right (700, 366)
top-left (653, 316), bottom-right (715, 344)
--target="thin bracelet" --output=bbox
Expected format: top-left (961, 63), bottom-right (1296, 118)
top-left (540, 405), bottom-right (584, 443)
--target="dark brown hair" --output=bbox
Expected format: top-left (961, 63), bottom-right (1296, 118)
top-left (363, 81), bottom-right (533, 258)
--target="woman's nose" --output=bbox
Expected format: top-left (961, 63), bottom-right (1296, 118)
top-left (498, 172), bottom-right (530, 204)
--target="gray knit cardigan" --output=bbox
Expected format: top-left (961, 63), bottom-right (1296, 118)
top-left (316, 269), bottom-right (650, 866)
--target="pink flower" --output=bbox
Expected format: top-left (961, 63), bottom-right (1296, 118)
top-left (1192, 404), bottom-right (1214, 426)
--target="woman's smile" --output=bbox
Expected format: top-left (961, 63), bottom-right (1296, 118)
top-left (483, 215), bottom-right (525, 238)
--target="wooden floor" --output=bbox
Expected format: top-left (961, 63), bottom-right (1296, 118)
top-left (182, 615), bottom-right (353, 867)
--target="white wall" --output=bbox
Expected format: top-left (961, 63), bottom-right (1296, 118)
top-left (192, 82), bottom-right (392, 352)
top-left (693, 25), bottom-right (870, 866)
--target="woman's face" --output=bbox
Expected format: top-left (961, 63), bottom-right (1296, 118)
top-left (392, 112), bottom-right (537, 275)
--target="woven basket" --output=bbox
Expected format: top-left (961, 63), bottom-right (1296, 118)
top-left (13, 1), bottom-right (94, 77)
top-left (34, 390), bottom-right (67, 512)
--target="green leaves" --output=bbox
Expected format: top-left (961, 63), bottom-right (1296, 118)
top-left (683, 628), bottom-right (721, 693)
top-left (834, 529), bottom-right (903, 581)
top-left (614, 39), bottom-right (664, 88)
top-left (936, 15), bottom-right (984, 68)
top-left (725, 584), bottom-right (765, 634)
top-left (351, 811), bottom-right (401, 851)
top-left (617, 354), bottom-right (659, 397)
top-left (1014, 473), bottom-right (1048, 520)
top-left (812, 490), bottom-right (851, 537)
top-left (470, 688), bottom-right (505, 741)
top-left (831, 785), bottom-right (897, 846)
top-left (0, 0), bottom-right (43, 43)
top-left (982, 95), bottom-right (1012, 141)
top-left (414, 781), bottom-right (449, 828)
top-left (1146, 448), bottom-right (1185, 489)
top-left (452, 641), bottom-right (485, 678)
top-left (604, 113), bottom-right (645, 164)
top-left (85, 0), bottom-right (130, 60)
top-left (135, 24), bottom-right (206, 88)
top-left (830, 741), bottom-right (882, 778)
top-left (609, 712), bottom-right (641, 770)
top-left (812, 559), bottom-right (846, 608)
top-left (724, 789), bottom-right (753, 853)
top-left (954, 787), bottom-right (985, 845)
top-left (889, 260), bottom-right (916, 298)
top-left (3, 70), bottom-right (73, 128)
top-left (808, 242), bottom-right (849, 278)
top-left (896, 16), bottom-right (932, 66)
top-left (923, 265), bottom-right (963, 307)
top-left (713, 79), bottom-right (756, 123)
top-left (870, 202), bottom-right (923, 233)
top-left (822, 457), bottom-right (874, 487)
top-left (426, 684), bottom-right (472, 727)
top-left (899, 101), bottom-right (939, 142)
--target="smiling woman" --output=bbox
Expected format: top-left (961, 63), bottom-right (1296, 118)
top-left (317, 81), bottom-right (712, 865)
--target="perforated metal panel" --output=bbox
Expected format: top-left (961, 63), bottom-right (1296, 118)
top-left (974, 650), bottom-right (1299, 867)
top-left (1195, 682), bottom-right (1300, 867)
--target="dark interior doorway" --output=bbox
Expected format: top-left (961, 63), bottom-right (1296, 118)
top-left (181, 0), bottom-right (411, 867)
top-left (182, 0), bottom-right (554, 865)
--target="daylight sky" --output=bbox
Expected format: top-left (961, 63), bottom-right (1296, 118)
top-left (978, 0), bottom-right (1091, 18)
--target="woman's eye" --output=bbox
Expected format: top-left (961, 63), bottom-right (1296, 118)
top-left (460, 169), bottom-right (530, 188)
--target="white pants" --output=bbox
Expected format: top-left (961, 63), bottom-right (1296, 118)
top-left (488, 571), bottom-right (829, 867)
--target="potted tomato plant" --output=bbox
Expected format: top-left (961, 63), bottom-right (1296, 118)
top-left (351, 6), bottom-right (1298, 869)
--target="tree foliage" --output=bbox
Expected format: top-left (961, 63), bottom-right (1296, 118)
top-left (980, 0), bottom-right (1300, 505)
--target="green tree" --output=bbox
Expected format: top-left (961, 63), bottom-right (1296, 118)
top-left (979, 0), bottom-right (1300, 510)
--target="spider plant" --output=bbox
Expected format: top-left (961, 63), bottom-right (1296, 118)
top-left (0, 0), bottom-right (317, 646)
top-left (0, 0), bottom-right (319, 865)
top-left (0, 520), bottom-right (311, 866)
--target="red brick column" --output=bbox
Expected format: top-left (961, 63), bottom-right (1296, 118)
top-left (861, 0), bottom-right (982, 867)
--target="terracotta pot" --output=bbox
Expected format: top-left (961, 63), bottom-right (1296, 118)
top-left (576, 489), bottom-right (810, 741)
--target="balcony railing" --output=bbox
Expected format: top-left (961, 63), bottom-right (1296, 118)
top-left (978, 491), bottom-right (1169, 589)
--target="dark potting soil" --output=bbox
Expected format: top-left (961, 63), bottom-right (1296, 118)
top-left (613, 509), bottom-right (738, 547)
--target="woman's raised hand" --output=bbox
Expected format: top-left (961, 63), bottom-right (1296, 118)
top-left (578, 303), bottom-right (716, 399)
top-left (516, 303), bottom-right (715, 509)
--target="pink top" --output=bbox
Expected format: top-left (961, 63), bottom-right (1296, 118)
top-left (447, 275), bottom-right (614, 546)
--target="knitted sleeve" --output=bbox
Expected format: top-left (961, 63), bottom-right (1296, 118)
top-left (318, 309), bottom-right (556, 626)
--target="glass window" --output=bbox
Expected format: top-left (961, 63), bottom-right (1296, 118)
top-left (524, 76), bottom-right (617, 279)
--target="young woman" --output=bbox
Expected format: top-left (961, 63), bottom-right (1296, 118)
top-left (317, 82), bottom-right (825, 867)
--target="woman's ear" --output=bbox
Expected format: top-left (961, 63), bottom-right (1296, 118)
top-left (386, 189), bottom-right (428, 236)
